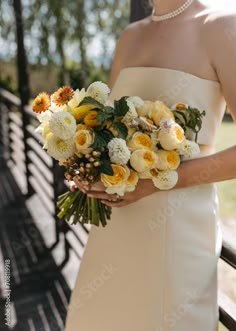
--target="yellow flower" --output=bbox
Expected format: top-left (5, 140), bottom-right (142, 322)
top-left (130, 149), bottom-right (158, 173)
top-left (158, 123), bottom-right (185, 150)
top-left (76, 124), bottom-right (87, 131)
top-left (32, 92), bottom-right (50, 113)
top-left (137, 100), bottom-right (155, 117)
top-left (128, 132), bottom-right (154, 151)
top-left (51, 86), bottom-right (74, 106)
top-left (149, 101), bottom-right (174, 126)
top-left (155, 150), bottom-right (180, 170)
top-left (72, 104), bottom-right (95, 121)
top-left (101, 164), bottom-right (130, 187)
top-left (84, 111), bottom-right (101, 127)
top-left (74, 129), bottom-right (94, 154)
top-left (125, 169), bottom-right (139, 192)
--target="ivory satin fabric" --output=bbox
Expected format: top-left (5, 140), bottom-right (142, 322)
top-left (65, 67), bottom-right (226, 331)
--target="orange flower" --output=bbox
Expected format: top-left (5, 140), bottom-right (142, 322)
top-left (32, 92), bottom-right (50, 113)
top-left (51, 86), bottom-right (74, 106)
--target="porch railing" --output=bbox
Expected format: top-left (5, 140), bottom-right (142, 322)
top-left (0, 88), bottom-right (235, 330)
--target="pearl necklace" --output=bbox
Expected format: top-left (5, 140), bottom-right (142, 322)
top-left (151, 0), bottom-right (194, 22)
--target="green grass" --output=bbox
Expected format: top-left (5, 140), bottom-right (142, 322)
top-left (216, 121), bottom-right (236, 218)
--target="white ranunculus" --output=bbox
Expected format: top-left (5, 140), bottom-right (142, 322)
top-left (177, 139), bottom-right (200, 159)
top-left (108, 138), bottom-right (131, 165)
top-left (46, 135), bottom-right (75, 161)
top-left (152, 170), bottom-right (178, 190)
top-left (87, 81), bottom-right (110, 103)
top-left (49, 111), bottom-right (76, 140)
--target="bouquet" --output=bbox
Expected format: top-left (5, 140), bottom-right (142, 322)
top-left (32, 81), bottom-right (205, 227)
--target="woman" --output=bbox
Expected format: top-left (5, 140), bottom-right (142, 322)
top-left (65, 0), bottom-right (236, 330)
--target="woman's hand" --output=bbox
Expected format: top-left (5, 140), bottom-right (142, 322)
top-left (72, 177), bottom-right (158, 208)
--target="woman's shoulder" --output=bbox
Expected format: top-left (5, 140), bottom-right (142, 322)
top-left (200, 0), bottom-right (236, 50)
top-left (202, 0), bottom-right (236, 31)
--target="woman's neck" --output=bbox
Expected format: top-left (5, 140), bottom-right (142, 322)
top-left (153, 0), bottom-right (191, 16)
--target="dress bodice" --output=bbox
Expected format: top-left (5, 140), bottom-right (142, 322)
top-left (109, 67), bottom-right (226, 147)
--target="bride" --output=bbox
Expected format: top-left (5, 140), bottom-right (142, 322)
top-left (65, 0), bottom-right (236, 330)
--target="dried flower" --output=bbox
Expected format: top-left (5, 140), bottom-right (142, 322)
top-left (51, 86), bottom-right (74, 106)
top-left (32, 92), bottom-right (50, 113)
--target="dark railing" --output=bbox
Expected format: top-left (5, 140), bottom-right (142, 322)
top-left (0, 88), bottom-right (235, 330)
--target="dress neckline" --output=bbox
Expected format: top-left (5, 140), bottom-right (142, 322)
top-left (119, 66), bottom-right (221, 87)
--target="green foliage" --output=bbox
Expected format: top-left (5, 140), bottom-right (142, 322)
top-left (79, 96), bottom-right (104, 110)
top-left (112, 122), bottom-right (128, 139)
top-left (99, 155), bottom-right (113, 176)
top-left (173, 106), bottom-right (206, 141)
top-left (114, 96), bottom-right (130, 117)
top-left (91, 129), bottom-right (114, 149)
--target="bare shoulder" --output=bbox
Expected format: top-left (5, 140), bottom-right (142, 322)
top-left (108, 17), bottom-right (150, 89)
top-left (201, 1), bottom-right (236, 43)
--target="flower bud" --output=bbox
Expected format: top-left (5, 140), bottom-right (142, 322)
top-left (89, 157), bottom-right (95, 162)
top-left (94, 161), bottom-right (100, 167)
top-left (85, 154), bottom-right (91, 159)
top-left (86, 163), bottom-right (91, 168)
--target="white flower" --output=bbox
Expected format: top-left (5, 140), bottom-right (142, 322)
top-left (158, 122), bottom-right (185, 150)
top-left (35, 110), bottom-right (52, 140)
top-left (152, 170), bottom-right (178, 190)
top-left (46, 135), bottom-right (75, 161)
top-left (68, 88), bottom-right (88, 109)
top-left (49, 101), bottom-right (67, 112)
top-left (49, 111), bottom-right (76, 140)
top-left (155, 150), bottom-right (180, 170)
top-left (127, 96), bottom-right (144, 109)
top-left (87, 81), bottom-right (110, 103)
top-left (177, 139), bottom-right (200, 159)
top-left (37, 110), bottom-right (52, 123)
top-left (105, 184), bottom-right (127, 197)
top-left (108, 138), bottom-right (131, 165)
top-left (122, 100), bottom-right (138, 123)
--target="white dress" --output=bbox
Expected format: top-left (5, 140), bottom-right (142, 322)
top-left (65, 67), bottom-right (226, 331)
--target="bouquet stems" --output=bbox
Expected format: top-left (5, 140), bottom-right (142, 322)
top-left (57, 189), bottom-right (111, 227)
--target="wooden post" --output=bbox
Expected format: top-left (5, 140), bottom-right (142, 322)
top-left (13, 0), bottom-right (33, 196)
top-left (130, 0), bottom-right (152, 23)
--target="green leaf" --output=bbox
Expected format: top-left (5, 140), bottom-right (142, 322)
top-left (78, 96), bottom-right (104, 110)
top-left (112, 122), bottom-right (128, 139)
top-left (99, 157), bottom-right (113, 176)
top-left (91, 130), bottom-right (114, 149)
top-left (114, 96), bottom-right (129, 117)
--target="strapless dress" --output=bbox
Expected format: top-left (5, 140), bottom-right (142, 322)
top-left (65, 67), bottom-right (226, 331)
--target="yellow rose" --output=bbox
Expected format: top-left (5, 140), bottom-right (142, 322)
top-left (125, 169), bottom-right (139, 192)
top-left (128, 132), bottom-right (154, 151)
top-left (148, 101), bottom-right (174, 126)
top-left (137, 100), bottom-right (155, 117)
top-left (130, 149), bottom-right (158, 173)
top-left (72, 104), bottom-right (95, 121)
top-left (74, 129), bottom-right (94, 154)
top-left (158, 123), bottom-right (185, 150)
top-left (84, 111), bottom-right (101, 127)
top-left (138, 169), bottom-right (153, 179)
top-left (155, 150), bottom-right (180, 170)
top-left (76, 124), bottom-right (87, 131)
top-left (101, 164), bottom-right (130, 187)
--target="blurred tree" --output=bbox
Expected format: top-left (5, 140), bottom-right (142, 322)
top-left (12, 0), bottom-right (30, 104)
